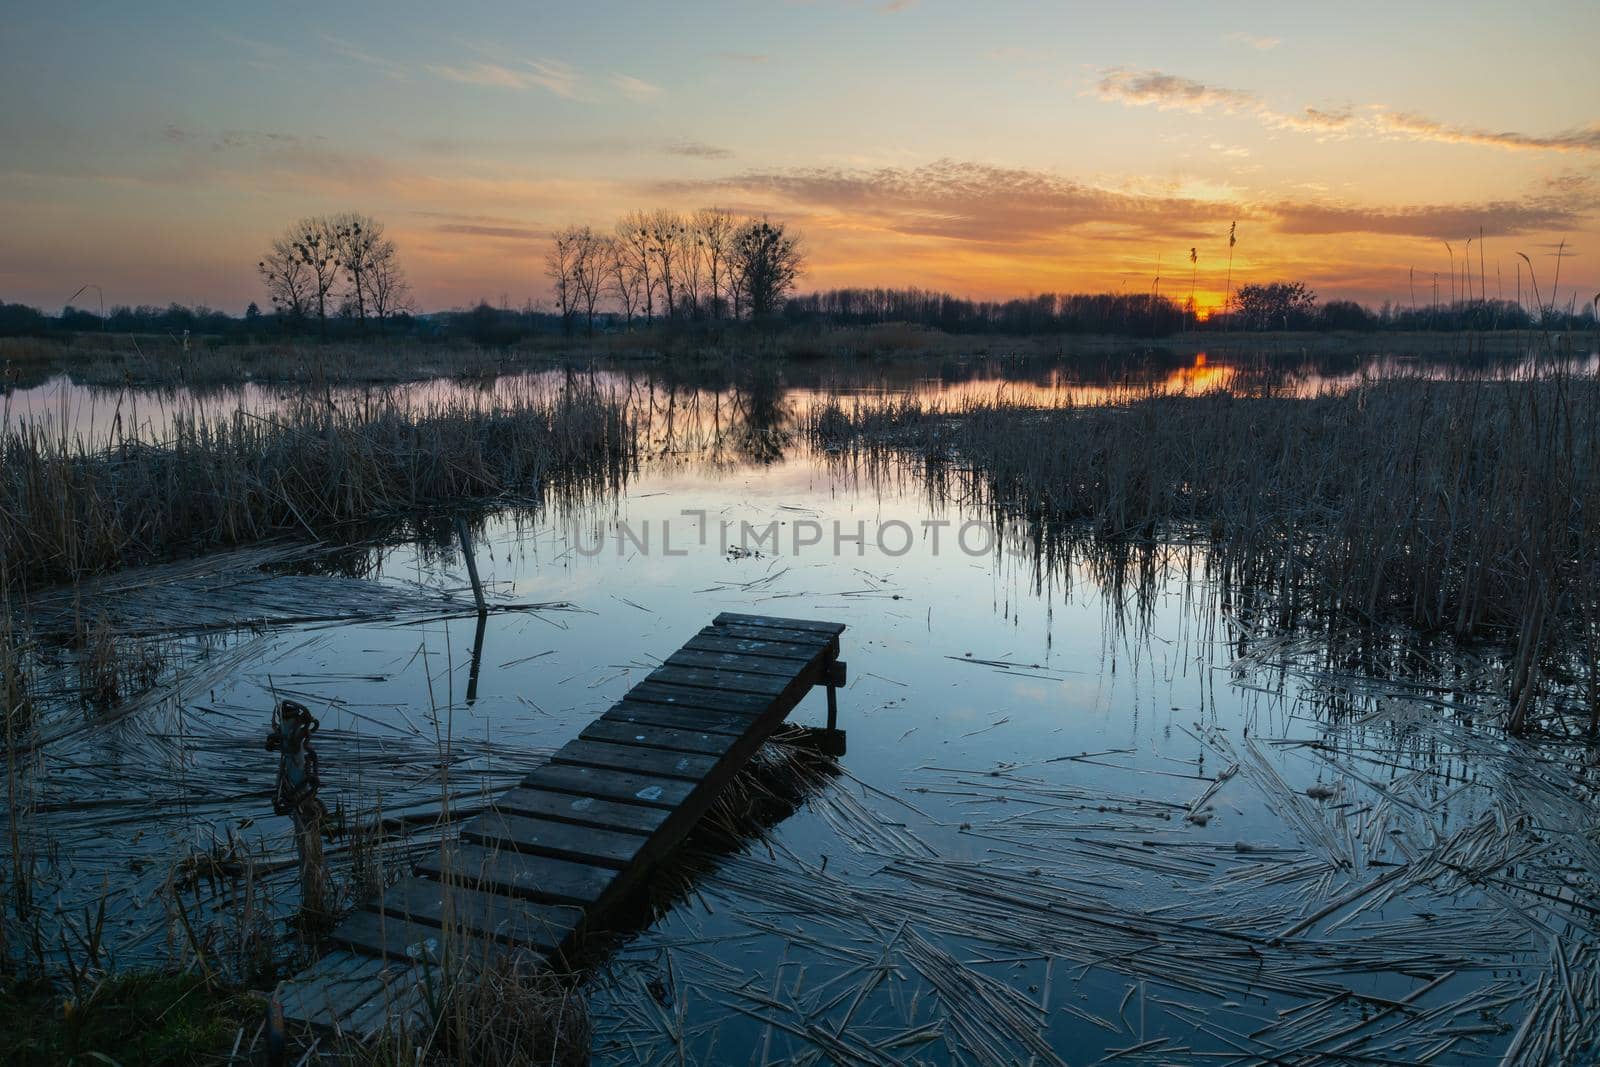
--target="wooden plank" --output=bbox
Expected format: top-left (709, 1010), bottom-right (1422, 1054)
top-left (330, 908), bottom-right (505, 966)
top-left (282, 951), bottom-right (412, 1037)
top-left (581, 718), bottom-right (738, 755)
top-left (644, 665), bottom-right (792, 697)
top-left (605, 700), bottom-right (754, 737)
top-left (378, 874), bottom-right (581, 951)
top-left (492, 785), bottom-right (670, 835)
top-left (461, 809), bottom-right (649, 868)
top-left (666, 648), bottom-right (808, 677)
top-left (686, 631), bottom-right (826, 662)
top-left (525, 762), bottom-right (696, 810)
top-left (714, 612), bottom-right (846, 635)
top-left (706, 622), bottom-right (836, 648)
top-left (417, 842), bottom-right (618, 906)
top-left (552, 739), bottom-right (719, 782)
top-left (277, 951), bottom-right (393, 1031)
top-left (626, 680), bottom-right (771, 714)
top-left (340, 975), bottom-right (431, 1042)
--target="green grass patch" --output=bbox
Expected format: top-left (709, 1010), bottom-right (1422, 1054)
top-left (0, 972), bottom-right (257, 1065)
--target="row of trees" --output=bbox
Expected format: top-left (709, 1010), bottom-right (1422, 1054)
top-left (780, 283), bottom-right (1585, 335)
top-left (258, 213), bottom-right (414, 331)
top-left (546, 210), bottom-right (803, 335)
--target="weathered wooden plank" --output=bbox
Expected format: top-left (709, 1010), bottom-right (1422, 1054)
top-left (604, 700), bottom-right (755, 737)
top-left (714, 612), bottom-right (846, 635)
top-left (330, 908), bottom-right (506, 966)
top-left (625, 680), bottom-right (771, 714)
top-left (378, 874), bottom-right (581, 951)
top-left (492, 785), bottom-right (670, 835)
top-left (665, 648), bottom-right (808, 677)
top-left (684, 632), bottom-right (826, 662)
top-left (581, 718), bottom-right (739, 755)
top-left (706, 622), bottom-right (836, 648)
top-left (277, 951), bottom-right (393, 1030)
top-left (340, 975), bottom-right (432, 1042)
top-left (645, 665), bottom-right (793, 697)
top-left (552, 739), bottom-right (719, 782)
top-left (525, 762), bottom-right (696, 810)
top-left (461, 809), bottom-right (649, 868)
top-left (417, 842), bottom-right (618, 906)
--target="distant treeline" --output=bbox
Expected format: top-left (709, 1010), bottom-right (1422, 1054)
top-left (2, 284), bottom-right (1593, 346)
top-left (784, 284), bottom-right (1594, 335)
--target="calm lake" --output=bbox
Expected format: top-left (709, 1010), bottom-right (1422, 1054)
top-left (6, 347), bottom-right (1598, 1063)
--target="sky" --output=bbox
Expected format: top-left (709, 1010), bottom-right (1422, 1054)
top-left (2, 0), bottom-right (1596, 315)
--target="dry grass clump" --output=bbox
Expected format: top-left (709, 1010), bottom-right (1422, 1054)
top-left (1, 378), bottom-right (633, 585)
top-left (416, 959), bottom-right (591, 1066)
top-left (812, 371), bottom-right (1600, 732)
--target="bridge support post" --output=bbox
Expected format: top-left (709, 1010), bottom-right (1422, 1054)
top-left (824, 660), bottom-right (847, 731)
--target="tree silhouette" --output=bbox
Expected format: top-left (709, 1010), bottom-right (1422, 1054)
top-left (731, 218), bottom-right (803, 319)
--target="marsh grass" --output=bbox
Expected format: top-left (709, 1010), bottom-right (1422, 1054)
top-left (1, 377), bottom-right (634, 585)
top-left (811, 369), bottom-right (1600, 732)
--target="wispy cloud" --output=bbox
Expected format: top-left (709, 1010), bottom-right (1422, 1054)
top-left (427, 59), bottom-right (578, 97)
top-left (665, 140), bottom-right (733, 159)
top-left (1374, 111), bottom-right (1600, 154)
top-left (612, 73), bottom-right (663, 100)
top-left (434, 222), bottom-right (544, 240)
top-left (1095, 66), bottom-right (1597, 154)
top-left (1227, 32), bottom-right (1281, 50)
top-left (1272, 195), bottom-right (1585, 238)
top-left (661, 159), bottom-right (1230, 245)
top-left (1096, 69), bottom-right (1257, 113)
top-left (319, 32), bottom-right (405, 79)
top-left (665, 158), bottom-right (1590, 246)
top-left (160, 124), bottom-right (316, 151)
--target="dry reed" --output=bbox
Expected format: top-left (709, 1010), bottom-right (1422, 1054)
top-left (1, 377), bottom-right (634, 586)
top-left (811, 369), bottom-right (1600, 732)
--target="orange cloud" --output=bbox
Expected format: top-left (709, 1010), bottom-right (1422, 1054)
top-left (1095, 67), bottom-right (1599, 154)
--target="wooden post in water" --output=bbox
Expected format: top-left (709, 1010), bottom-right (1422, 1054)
top-left (825, 659), bottom-right (847, 731)
top-left (266, 699), bottom-right (330, 923)
top-left (455, 517), bottom-right (487, 615)
top-left (466, 609), bottom-right (488, 705)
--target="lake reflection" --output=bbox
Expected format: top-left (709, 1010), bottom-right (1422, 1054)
top-left (4, 352), bottom-right (1597, 1063)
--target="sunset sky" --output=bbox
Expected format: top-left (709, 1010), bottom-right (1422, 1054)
top-left (2, 1), bottom-right (1596, 315)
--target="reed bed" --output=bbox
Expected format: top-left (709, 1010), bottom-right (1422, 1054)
top-left (811, 370), bottom-right (1600, 732)
top-left (0, 377), bottom-right (634, 586)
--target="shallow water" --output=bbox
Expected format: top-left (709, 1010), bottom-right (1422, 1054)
top-left (5, 354), bottom-right (1599, 1062)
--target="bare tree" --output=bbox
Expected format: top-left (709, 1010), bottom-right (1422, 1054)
top-left (695, 208), bottom-right (736, 319)
top-left (546, 226), bottom-right (581, 335)
top-left (571, 226), bottom-right (607, 336)
top-left (328, 212), bottom-right (384, 326)
top-left (723, 239), bottom-right (748, 320)
top-left (258, 237), bottom-right (313, 322)
top-left (366, 238), bottom-right (414, 326)
top-left (297, 217), bottom-right (341, 332)
top-left (646, 210), bottom-right (684, 320)
top-left (616, 211), bottom-right (657, 323)
top-left (679, 221), bottom-right (704, 319)
top-left (731, 217), bottom-right (803, 318)
top-left (604, 236), bottom-right (642, 327)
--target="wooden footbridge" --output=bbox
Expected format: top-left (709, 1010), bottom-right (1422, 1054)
top-left (277, 612), bottom-right (847, 1037)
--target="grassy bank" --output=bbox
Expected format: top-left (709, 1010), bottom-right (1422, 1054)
top-left (811, 371), bottom-right (1600, 733)
top-left (1, 377), bottom-right (633, 587)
